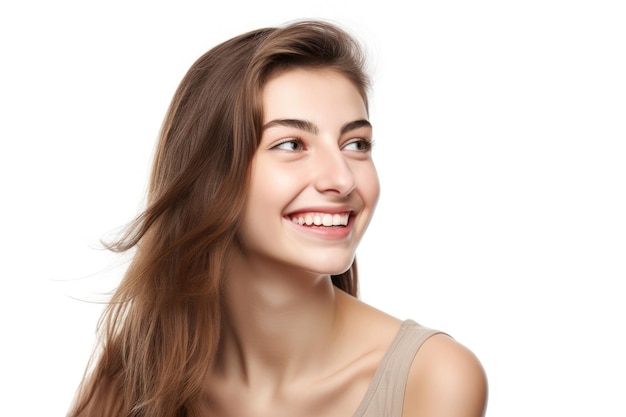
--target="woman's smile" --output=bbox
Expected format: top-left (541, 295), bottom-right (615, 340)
top-left (286, 210), bottom-right (356, 240)
top-left (288, 211), bottom-right (351, 227)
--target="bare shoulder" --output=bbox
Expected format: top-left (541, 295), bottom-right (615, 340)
top-left (403, 333), bottom-right (488, 417)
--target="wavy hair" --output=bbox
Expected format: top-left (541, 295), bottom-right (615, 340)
top-left (68, 19), bottom-right (370, 417)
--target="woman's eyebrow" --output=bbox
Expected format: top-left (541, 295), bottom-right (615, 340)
top-left (262, 119), bottom-right (318, 134)
top-left (262, 118), bottom-right (372, 135)
top-left (341, 119), bottom-right (372, 135)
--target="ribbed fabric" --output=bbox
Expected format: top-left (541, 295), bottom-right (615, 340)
top-left (351, 320), bottom-right (442, 417)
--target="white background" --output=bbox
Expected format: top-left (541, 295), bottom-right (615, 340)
top-left (1, 1), bottom-right (625, 416)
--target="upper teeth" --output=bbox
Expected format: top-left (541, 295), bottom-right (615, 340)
top-left (290, 212), bottom-right (349, 226)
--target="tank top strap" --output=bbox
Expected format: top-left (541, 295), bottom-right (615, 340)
top-left (352, 319), bottom-right (443, 417)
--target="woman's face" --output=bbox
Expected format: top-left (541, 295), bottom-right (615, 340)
top-left (238, 68), bottom-right (379, 276)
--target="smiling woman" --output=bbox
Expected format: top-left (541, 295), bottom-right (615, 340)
top-left (67, 19), bottom-right (487, 417)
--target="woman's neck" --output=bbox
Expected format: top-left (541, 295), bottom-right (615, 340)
top-left (217, 252), bottom-right (347, 389)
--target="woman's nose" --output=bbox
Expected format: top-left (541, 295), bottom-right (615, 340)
top-left (312, 148), bottom-right (356, 197)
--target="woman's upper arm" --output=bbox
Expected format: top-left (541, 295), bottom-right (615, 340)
top-left (403, 333), bottom-right (488, 417)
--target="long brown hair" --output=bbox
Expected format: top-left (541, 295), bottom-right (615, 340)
top-left (68, 19), bottom-right (370, 417)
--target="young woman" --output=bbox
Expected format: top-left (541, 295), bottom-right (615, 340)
top-left (68, 20), bottom-right (488, 417)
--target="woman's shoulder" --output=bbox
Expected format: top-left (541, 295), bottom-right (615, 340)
top-left (403, 331), bottom-right (488, 417)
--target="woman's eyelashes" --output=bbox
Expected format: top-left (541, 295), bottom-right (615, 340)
top-left (270, 137), bottom-right (374, 153)
top-left (342, 138), bottom-right (374, 152)
top-left (272, 138), bottom-right (305, 151)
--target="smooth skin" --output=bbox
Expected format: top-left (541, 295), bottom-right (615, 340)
top-left (200, 68), bottom-right (488, 417)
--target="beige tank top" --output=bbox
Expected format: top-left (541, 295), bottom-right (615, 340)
top-left (351, 320), bottom-right (443, 417)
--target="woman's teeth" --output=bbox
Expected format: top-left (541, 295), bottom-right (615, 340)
top-left (290, 213), bottom-right (349, 226)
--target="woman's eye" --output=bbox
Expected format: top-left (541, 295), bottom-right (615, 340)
top-left (343, 139), bottom-right (373, 152)
top-left (273, 139), bottom-right (304, 151)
